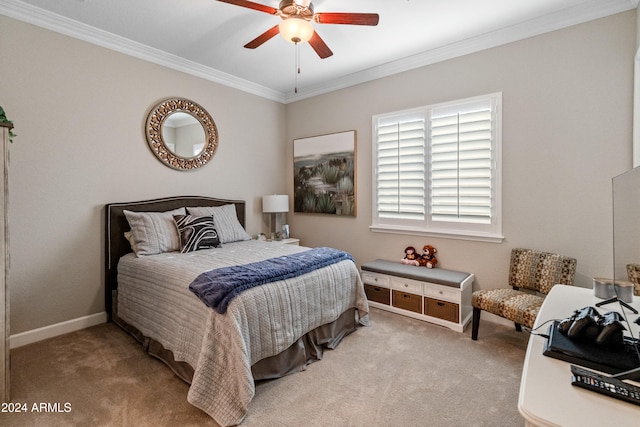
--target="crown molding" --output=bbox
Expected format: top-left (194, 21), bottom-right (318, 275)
top-left (0, 0), bottom-right (286, 103)
top-left (284, 0), bottom-right (639, 102)
top-left (2, 0), bottom-right (637, 104)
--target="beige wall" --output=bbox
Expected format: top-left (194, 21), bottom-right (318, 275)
top-left (285, 12), bottom-right (636, 311)
top-left (635, 3), bottom-right (640, 167)
top-left (0, 16), bottom-right (287, 334)
top-left (0, 10), bottom-right (636, 336)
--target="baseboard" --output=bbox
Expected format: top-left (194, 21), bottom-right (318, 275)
top-left (10, 312), bottom-right (108, 349)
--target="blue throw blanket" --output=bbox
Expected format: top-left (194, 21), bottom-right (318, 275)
top-left (189, 247), bottom-right (354, 314)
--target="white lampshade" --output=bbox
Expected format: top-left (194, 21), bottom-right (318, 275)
top-left (263, 195), bottom-right (289, 213)
top-left (279, 17), bottom-right (314, 44)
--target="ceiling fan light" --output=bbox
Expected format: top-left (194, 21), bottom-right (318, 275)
top-left (279, 17), bottom-right (314, 44)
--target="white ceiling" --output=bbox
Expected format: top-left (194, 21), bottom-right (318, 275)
top-left (2, 0), bottom-right (638, 103)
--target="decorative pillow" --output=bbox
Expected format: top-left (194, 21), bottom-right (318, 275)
top-left (173, 215), bottom-right (221, 253)
top-left (123, 207), bottom-right (185, 256)
top-left (124, 231), bottom-right (139, 253)
top-left (187, 204), bottom-right (251, 243)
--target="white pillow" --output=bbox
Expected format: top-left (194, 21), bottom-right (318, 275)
top-left (123, 207), bottom-right (186, 255)
top-left (187, 204), bottom-right (251, 243)
top-left (124, 231), bottom-right (139, 254)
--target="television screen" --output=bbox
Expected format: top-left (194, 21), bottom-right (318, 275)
top-left (611, 165), bottom-right (640, 379)
top-left (612, 166), bottom-right (640, 287)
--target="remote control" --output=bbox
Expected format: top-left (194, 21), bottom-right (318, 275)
top-left (570, 364), bottom-right (640, 406)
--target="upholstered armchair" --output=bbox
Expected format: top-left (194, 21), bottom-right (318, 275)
top-left (471, 248), bottom-right (577, 340)
top-left (627, 264), bottom-right (640, 296)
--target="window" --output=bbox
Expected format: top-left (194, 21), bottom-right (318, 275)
top-left (372, 93), bottom-right (502, 242)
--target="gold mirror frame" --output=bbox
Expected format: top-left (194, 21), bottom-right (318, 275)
top-left (145, 98), bottom-right (218, 170)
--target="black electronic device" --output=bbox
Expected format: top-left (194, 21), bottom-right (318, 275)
top-left (596, 311), bottom-right (627, 347)
top-left (565, 306), bottom-right (602, 341)
top-left (544, 320), bottom-right (640, 377)
top-left (570, 364), bottom-right (640, 406)
top-left (556, 306), bottom-right (627, 348)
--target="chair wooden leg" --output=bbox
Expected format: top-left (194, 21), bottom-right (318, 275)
top-left (514, 322), bottom-right (522, 332)
top-left (472, 307), bottom-right (481, 340)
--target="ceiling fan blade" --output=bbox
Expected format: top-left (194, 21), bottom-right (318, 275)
top-left (217, 0), bottom-right (278, 15)
top-left (309, 31), bottom-right (333, 59)
top-left (314, 12), bottom-right (379, 26)
top-left (244, 25), bottom-right (280, 49)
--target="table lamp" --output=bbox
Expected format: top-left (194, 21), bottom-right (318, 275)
top-left (263, 195), bottom-right (289, 240)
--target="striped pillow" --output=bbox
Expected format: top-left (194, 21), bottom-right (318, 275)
top-left (124, 208), bottom-right (185, 256)
top-left (174, 215), bottom-right (221, 253)
top-left (187, 204), bottom-right (251, 243)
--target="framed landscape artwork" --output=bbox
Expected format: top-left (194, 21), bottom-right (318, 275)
top-left (293, 130), bottom-right (356, 216)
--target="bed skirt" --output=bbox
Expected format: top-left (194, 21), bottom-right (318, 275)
top-left (112, 307), bottom-right (358, 385)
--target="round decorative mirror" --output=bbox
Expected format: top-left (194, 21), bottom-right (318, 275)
top-left (145, 98), bottom-right (218, 170)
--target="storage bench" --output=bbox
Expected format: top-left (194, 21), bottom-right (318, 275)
top-left (361, 259), bottom-right (474, 332)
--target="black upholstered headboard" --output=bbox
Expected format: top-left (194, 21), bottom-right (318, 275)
top-left (104, 196), bottom-right (247, 321)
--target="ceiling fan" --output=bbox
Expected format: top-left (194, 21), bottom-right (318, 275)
top-left (217, 0), bottom-right (380, 59)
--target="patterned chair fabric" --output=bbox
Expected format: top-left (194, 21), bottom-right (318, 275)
top-left (471, 248), bottom-right (577, 340)
top-left (627, 263), bottom-right (640, 296)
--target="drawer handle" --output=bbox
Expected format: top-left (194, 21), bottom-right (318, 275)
top-left (404, 283), bottom-right (409, 288)
top-left (437, 302), bottom-right (445, 307)
top-left (374, 287), bottom-right (381, 291)
top-left (438, 290), bottom-right (443, 294)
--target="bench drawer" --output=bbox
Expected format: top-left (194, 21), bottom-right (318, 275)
top-left (364, 283), bottom-right (391, 305)
top-left (425, 297), bottom-right (459, 323)
top-left (392, 290), bottom-right (422, 314)
top-left (361, 272), bottom-right (390, 287)
top-left (424, 285), bottom-right (459, 303)
top-left (390, 276), bottom-right (423, 294)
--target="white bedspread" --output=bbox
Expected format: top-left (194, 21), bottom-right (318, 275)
top-left (117, 240), bottom-right (369, 426)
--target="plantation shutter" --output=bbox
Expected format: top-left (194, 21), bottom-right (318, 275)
top-left (430, 99), bottom-right (494, 224)
top-left (376, 112), bottom-right (426, 221)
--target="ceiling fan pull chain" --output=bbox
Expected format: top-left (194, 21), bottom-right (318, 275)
top-left (295, 42), bottom-right (301, 93)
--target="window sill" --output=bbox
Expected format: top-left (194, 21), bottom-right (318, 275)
top-left (369, 225), bottom-right (504, 243)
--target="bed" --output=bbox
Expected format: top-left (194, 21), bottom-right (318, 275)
top-left (104, 196), bottom-right (369, 426)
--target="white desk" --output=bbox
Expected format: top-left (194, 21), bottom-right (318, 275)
top-left (518, 285), bottom-right (640, 426)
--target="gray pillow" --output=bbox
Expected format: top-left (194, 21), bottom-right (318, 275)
top-left (187, 204), bottom-right (251, 243)
top-left (123, 207), bottom-right (185, 255)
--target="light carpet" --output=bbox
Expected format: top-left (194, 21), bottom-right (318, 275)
top-left (1, 308), bottom-right (528, 426)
